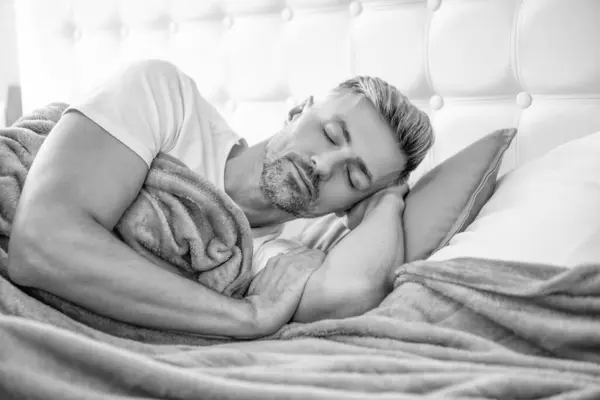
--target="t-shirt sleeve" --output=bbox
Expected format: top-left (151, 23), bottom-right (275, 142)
top-left (64, 59), bottom-right (194, 166)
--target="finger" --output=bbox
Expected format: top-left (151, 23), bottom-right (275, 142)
top-left (266, 243), bottom-right (306, 265)
top-left (294, 248), bottom-right (325, 261)
top-left (307, 250), bottom-right (326, 265)
top-left (276, 249), bottom-right (325, 271)
top-left (284, 245), bottom-right (311, 256)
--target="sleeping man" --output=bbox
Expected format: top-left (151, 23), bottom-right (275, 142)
top-left (7, 60), bottom-right (434, 339)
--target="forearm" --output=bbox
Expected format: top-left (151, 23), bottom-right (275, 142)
top-left (294, 197), bottom-right (404, 321)
top-left (9, 214), bottom-right (254, 338)
top-left (327, 196), bottom-right (405, 280)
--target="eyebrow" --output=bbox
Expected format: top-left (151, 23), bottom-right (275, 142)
top-left (332, 114), bottom-right (373, 184)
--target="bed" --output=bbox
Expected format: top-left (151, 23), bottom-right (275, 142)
top-left (2, 0), bottom-right (600, 398)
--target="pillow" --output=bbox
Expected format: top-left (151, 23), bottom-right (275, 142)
top-left (428, 130), bottom-right (600, 267)
top-left (403, 128), bottom-right (517, 262)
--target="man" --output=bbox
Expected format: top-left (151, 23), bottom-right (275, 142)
top-left (8, 60), bottom-right (434, 339)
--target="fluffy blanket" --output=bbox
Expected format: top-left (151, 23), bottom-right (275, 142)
top-left (0, 103), bottom-right (254, 343)
top-left (2, 105), bottom-right (600, 399)
top-left (1, 257), bottom-right (600, 399)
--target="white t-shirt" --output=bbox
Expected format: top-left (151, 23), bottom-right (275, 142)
top-left (66, 59), bottom-right (349, 274)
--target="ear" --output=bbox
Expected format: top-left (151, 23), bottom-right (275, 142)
top-left (286, 95), bottom-right (314, 123)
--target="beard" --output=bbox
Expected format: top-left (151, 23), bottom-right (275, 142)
top-left (260, 152), bottom-right (320, 217)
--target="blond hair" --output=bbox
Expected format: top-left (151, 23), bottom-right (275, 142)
top-left (334, 76), bottom-right (434, 181)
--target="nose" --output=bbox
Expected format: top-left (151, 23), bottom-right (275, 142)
top-left (310, 148), bottom-right (351, 181)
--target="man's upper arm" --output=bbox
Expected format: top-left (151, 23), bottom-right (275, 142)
top-left (13, 111), bottom-right (149, 233)
top-left (14, 59), bottom-right (193, 230)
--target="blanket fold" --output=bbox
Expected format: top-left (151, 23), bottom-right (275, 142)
top-left (2, 256), bottom-right (600, 399)
top-left (387, 258), bottom-right (600, 363)
top-left (0, 103), bottom-right (253, 343)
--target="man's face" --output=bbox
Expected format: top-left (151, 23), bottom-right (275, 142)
top-left (260, 92), bottom-right (406, 218)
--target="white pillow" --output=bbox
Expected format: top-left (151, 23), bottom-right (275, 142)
top-left (428, 131), bottom-right (600, 268)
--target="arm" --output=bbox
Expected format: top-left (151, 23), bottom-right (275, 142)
top-left (293, 189), bottom-right (406, 322)
top-left (8, 112), bottom-right (313, 338)
top-left (8, 112), bottom-right (253, 336)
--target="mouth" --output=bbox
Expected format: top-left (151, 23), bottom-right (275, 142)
top-left (291, 161), bottom-right (314, 199)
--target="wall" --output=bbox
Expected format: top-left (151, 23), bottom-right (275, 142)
top-left (0, 0), bottom-right (20, 126)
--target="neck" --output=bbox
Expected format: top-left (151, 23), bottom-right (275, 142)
top-left (224, 140), bottom-right (294, 228)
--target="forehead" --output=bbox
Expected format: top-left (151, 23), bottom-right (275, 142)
top-left (318, 92), bottom-right (406, 185)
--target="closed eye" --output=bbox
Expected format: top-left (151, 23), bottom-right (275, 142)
top-left (347, 164), bottom-right (370, 191)
top-left (322, 125), bottom-right (335, 145)
top-left (346, 165), bottom-right (358, 190)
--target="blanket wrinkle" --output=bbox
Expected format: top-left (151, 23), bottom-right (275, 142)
top-left (390, 258), bottom-right (600, 363)
top-left (2, 255), bottom-right (600, 398)
top-left (0, 103), bottom-right (254, 344)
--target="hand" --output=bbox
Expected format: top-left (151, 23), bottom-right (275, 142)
top-left (342, 180), bottom-right (409, 230)
top-left (243, 247), bottom-right (325, 337)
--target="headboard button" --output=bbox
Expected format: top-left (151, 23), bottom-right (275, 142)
top-left (349, 1), bottom-right (362, 16)
top-left (427, 0), bottom-right (442, 12)
top-left (281, 8), bottom-right (293, 22)
top-left (430, 95), bottom-right (444, 110)
top-left (516, 92), bottom-right (532, 109)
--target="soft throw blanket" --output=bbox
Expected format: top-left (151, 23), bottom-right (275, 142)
top-left (2, 257), bottom-right (600, 399)
top-left (0, 103), bottom-right (253, 343)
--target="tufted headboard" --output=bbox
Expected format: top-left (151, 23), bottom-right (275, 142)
top-left (14, 0), bottom-right (600, 181)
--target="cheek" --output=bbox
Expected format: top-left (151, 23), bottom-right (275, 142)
top-left (290, 120), bottom-right (323, 150)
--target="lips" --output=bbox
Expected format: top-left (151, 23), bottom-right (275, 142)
top-left (291, 161), bottom-right (314, 198)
